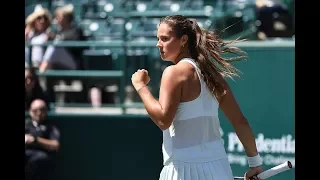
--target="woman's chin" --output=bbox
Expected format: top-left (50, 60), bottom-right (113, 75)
top-left (161, 57), bottom-right (170, 61)
top-left (160, 54), bottom-right (166, 60)
top-left (160, 54), bottom-right (172, 62)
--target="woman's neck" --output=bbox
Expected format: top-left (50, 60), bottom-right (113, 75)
top-left (173, 52), bottom-right (192, 64)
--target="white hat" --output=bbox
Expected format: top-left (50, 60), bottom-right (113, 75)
top-left (25, 6), bottom-right (52, 26)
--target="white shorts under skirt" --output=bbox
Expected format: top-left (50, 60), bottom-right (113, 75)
top-left (159, 158), bottom-right (234, 180)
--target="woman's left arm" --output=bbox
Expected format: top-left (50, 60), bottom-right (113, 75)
top-left (218, 79), bottom-right (258, 157)
top-left (132, 66), bottom-right (183, 130)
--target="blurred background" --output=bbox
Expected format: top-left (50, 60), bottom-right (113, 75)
top-left (25, 0), bottom-right (295, 180)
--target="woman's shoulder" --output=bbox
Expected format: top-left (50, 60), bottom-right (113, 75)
top-left (160, 65), bottom-right (187, 89)
top-left (176, 59), bottom-right (198, 75)
top-left (163, 63), bottom-right (188, 75)
top-left (161, 63), bottom-right (194, 84)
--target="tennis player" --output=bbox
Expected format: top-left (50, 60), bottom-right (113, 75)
top-left (131, 15), bottom-right (263, 180)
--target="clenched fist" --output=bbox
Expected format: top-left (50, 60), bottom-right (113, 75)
top-left (131, 69), bottom-right (150, 91)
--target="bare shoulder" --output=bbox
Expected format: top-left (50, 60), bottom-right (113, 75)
top-left (162, 64), bottom-right (183, 77)
top-left (176, 60), bottom-right (194, 69)
top-left (161, 64), bottom-right (186, 83)
top-left (176, 60), bottom-right (199, 79)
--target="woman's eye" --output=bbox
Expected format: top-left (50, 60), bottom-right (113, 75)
top-left (162, 37), bottom-right (168, 41)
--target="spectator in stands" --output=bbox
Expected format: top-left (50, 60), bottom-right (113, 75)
top-left (25, 99), bottom-right (60, 180)
top-left (25, 67), bottom-right (50, 110)
top-left (255, 0), bottom-right (294, 40)
top-left (39, 4), bottom-right (87, 72)
top-left (25, 6), bottom-right (55, 67)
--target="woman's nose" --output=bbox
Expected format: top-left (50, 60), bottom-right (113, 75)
top-left (156, 41), bottom-right (161, 48)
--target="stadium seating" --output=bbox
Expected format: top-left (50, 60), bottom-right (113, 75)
top-left (25, 0), bottom-right (294, 109)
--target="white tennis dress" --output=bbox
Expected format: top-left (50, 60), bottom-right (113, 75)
top-left (159, 58), bottom-right (234, 180)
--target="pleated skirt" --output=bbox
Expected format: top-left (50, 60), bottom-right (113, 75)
top-left (159, 158), bottom-right (234, 180)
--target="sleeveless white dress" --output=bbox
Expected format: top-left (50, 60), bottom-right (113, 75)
top-left (159, 58), bottom-right (234, 180)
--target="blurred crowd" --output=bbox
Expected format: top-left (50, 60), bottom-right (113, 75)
top-left (25, 4), bottom-right (109, 111)
top-left (25, 4), bottom-right (81, 180)
top-left (25, 4), bottom-right (86, 71)
top-left (24, 0), bottom-right (295, 110)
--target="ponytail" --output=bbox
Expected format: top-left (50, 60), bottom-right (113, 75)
top-left (189, 19), bottom-right (248, 99)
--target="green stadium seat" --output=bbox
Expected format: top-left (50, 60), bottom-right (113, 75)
top-left (189, 0), bottom-right (204, 10)
top-left (158, 0), bottom-right (186, 11)
top-left (124, 49), bottom-right (150, 102)
top-left (126, 49), bottom-right (149, 74)
top-left (125, 18), bottom-right (140, 40)
top-left (83, 49), bottom-right (114, 70)
top-left (127, 0), bottom-right (158, 12)
top-left (81, 1), bottom-right (99, 19)
top-left (142, 18), bottom-right (159, 37)
top-left (81, 48), bottom-right (119, 104)
top-left (78, 20), bottom-right (94, 39)
top-left (79, 17), bottom-right (125, 40)
top-left (127, 17), bottom-right (159, 40)
top-left (81, 0), bottom-right (128, 18)
top-left (105, 17), bottom-right (126, 39)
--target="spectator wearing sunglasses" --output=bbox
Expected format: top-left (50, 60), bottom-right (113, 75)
top-left (25, 99), bottom-right (60, 180)
top-left (25, 6), bottom-right (55, 67)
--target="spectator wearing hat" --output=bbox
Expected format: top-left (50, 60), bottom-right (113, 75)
top-left (25, 6), bottom-right (55, 67)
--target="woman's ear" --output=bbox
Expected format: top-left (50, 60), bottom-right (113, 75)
top-left (181, 35), bottom-right (188, 47)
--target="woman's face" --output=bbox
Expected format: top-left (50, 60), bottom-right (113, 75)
top-left (156, 23), bottom-right (182, 62)
top-left (25, 69), bottom-right (36, 90)
top-left (33, 15), bottom-right (49, 32)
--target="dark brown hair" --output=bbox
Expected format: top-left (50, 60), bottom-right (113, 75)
top-left (160, 15), bottom-right (248, 99)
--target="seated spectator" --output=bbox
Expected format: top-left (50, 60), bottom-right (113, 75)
top-left (39, 4), bottom-right (87, 72)
top-left (25, 6), bottom-right (55, 67)
top-left (25, 67), bottom-right (50, 110)
top-left (25, 99), bottom-right (60, 180)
